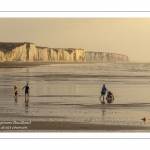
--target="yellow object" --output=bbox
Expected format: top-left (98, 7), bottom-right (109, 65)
top-left (14, 85), bottom-right (17, 90)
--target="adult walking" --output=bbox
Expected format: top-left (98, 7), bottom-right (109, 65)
top-left (100, 84), bottom-right (107, 102)
top-left (22, 83), bottom-right (30, 101)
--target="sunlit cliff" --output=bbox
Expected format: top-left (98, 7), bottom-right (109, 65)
top-left (0, 42), bottom-right (86, 62)
top-left (85, 51), bottom-right (129, 62)
top-left (0, 42), bottom-right (129, 62)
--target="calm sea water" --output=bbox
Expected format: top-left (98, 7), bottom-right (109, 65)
top-left (0, 62), bottom-right (150, 131)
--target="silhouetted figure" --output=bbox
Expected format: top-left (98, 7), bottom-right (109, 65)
top-left (99, 84), bottom-right (107, 102)
top-left (22, 83), bottom-right (30, 101)
top-left (14, 90), bottom-right (18, 102)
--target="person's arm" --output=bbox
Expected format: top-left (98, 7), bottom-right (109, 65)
top-left (22, 86), bottom-right (25, 90)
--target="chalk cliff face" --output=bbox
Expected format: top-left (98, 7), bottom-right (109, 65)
top-left (0, 42), bottom-right (129, 62)
top-left (0, 42), bottom-right (86, 62)
top-left (85, 52), bottom-right (129, 62)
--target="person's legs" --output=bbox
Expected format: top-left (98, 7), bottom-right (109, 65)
top-left (25, 93), bottom-right (27, 101)
top-left (100, 93), bottom-right (104, 98)
top-left (102, 94), bottom-right (105, 101)
top-left (25, 90), bottom-right (29, 101)
top-left (14, 95), bottom-right (17, 102)
top-left (102, 95), bottom-right (104, 101)
top-left (100, 94), bottom-right (103, 100)
top-left (100, 94), bottom-right (102, 99)
top-left (27, 91), bottom-right (29, 100)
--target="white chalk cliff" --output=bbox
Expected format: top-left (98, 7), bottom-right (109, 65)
top-left (85, 52), bottom-right (129, 62)
top-left (0, 42), bottom-right (86, 62)
top-left (0, 42), bottom-right (129, 62)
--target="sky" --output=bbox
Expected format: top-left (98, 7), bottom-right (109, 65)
top-left (0, 18), bottom-right (150, 62)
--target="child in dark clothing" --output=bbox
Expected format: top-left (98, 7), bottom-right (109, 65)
top-left (14, 90), bottom-right (18, 101)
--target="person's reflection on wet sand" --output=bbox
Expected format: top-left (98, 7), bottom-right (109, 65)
top-left (15, 99), bottom-right (17, 105)
top-left (101, 105), bottom-right (106, 122)
top-left (25, 99), bottom-right (29, 113)
top-left (99, 97), bottom-right (107, 121)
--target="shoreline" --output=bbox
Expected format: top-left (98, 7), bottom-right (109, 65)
top-left (0, 61), bottom-right (132, 68)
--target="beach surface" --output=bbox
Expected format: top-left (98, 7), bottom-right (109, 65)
top-left (0, 62), bottom-right (150, 132)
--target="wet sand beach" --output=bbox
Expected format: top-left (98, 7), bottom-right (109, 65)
top-left (0, 61), bottom-right (56, 68)
top-left (0, 62), bottom-right (150, 132)
top-left (0, 61), bottom-right (89, 68)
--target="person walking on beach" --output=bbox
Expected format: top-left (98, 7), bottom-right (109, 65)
top-left (100, 84), bottom-right (107, 102)
top-left (22, 83), bottom-right (30, 101)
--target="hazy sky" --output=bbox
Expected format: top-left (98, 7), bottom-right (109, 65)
top-left (0, 18), bottom-right (150, 62)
